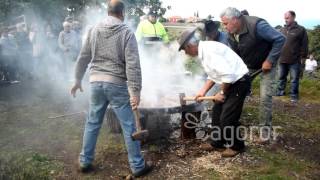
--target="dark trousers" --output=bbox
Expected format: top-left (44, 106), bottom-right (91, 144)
top-left (1, 55), bottom-right (17, 81)
top-left (211, 76), bottom-right (250, 151)
top-left (277, 63), bottom-right (300, 98)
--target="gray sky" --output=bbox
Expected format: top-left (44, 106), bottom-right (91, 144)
top-left (161, 0), bottom-right (320, 29)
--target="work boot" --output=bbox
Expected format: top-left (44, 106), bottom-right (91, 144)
top-left (133, 161), bottom-right (154, 178)
top-left (199, 143), bottom-right (225, 152)
top-left (79, 163), bottom-right (94, 173)
top-left (221, 148), bottom-right (241, 158)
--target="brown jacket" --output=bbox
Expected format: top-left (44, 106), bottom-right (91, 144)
top-left (279, 22), bottom-right (308, 64)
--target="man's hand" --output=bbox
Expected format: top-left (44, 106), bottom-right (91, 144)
top-left (195, 80), bottom-right (215, 102)
top-left (195, 90), bottom-right (206, 102)
top-left (262, 60), bottom-right (272, 73)
top-left (130, 96), bottom-right (140, 110)
top-left (214, 93), bottom-right (225, 103)
top-left (70, 82), bottom-right (83, 98)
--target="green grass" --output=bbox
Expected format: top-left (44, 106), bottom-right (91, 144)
top-left (299, 75), bottom-right (320, 102)
top-left (0, 151), bottom-right (63, 180)
top-left (240, 148), bottom-right (315, 180)
top-left (231, 95), bottom-right (319, 179)
top-left (98, 133), bottom-right (126, 156)
top-left (251, 71), bottom-right (320, 103)
top-left (273, 111), bottom-right (320, 137)
top-left (166, 25), bottom-right (188, 42)
top-left (242, 99), bottom-right (320, 137)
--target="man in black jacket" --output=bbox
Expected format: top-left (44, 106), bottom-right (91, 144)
top-left (220, 7), bottom-right (285, 143)
top-left (276, 11), bottom-right (308, 102)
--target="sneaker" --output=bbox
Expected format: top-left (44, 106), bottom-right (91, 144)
top-left (276, 90), bottom-right (285, 96)
top-left (79, 163), bottom-right (94, 173)
top-left (199, 143), bottom-right (225, 152)
top-left (221, 148), bottom-right (242, 158)
top-left (133, 161), bottom-right (154, 178)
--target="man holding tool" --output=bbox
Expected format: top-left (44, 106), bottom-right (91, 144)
top-left (70, 0), bottom-right (153, 177)
top-left (178, 28), bottom-right (250, 157)
top-left (220, 7), bottom-right (285, 143)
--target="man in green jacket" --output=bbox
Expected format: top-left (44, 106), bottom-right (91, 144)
top-left (135, 11), bottom-right (169, 45)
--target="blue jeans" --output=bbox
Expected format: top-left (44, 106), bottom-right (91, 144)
top-left (79, 82), bottom-right (145, 173)
top-left (277, 63), bottom-right (300, 98)
top-left (250, 67), bottom-right (276, 127)
top-left (260, 67), bottom-right (276, 127)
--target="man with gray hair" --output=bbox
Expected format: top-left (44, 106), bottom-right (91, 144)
top-left (70, 0), bottom-right (153, 177)
top-left (58, 21), bottom-right (79, 78)
top-left (220, 7), bottom-right (285, 144)
top-left (178, 28), bottom-right (250, 157)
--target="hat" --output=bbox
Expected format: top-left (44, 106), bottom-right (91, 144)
top-left (178, 28), bottom-right (196, 51)
top-left (241, 9), bottom-right (249, 16)
top-left (204, 20), bottom-right (220, 34)
top-left (148, 11), bottom-right (157, 17)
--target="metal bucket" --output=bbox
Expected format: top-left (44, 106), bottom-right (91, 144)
top-left (105, 103), bottom-right (204, 141)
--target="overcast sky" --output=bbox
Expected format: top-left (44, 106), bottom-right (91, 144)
top-left (161, 0), bottom-right (320, 29)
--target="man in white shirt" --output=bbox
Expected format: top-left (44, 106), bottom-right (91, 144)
top-left (178, 29), bottom-right (250, 157)
top-left (305, 54), bottom-right (318, 78)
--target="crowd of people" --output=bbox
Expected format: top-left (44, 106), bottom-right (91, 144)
top-left (0, 17), bottom-right (82, 83)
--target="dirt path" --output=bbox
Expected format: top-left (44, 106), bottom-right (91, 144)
top-left (1, 80), bottom-right (319, 179)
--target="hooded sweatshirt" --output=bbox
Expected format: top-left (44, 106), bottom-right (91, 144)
top-left (75, 16), bottom-right (142, 97)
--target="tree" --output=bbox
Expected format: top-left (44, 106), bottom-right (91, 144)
top-left (0, 0), bottom-right (169, 31)
top-left (125, 0), bottom-right (167, 23)
top-left (308, 25), bottom-right (320, 60)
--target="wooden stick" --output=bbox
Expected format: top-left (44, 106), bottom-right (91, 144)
top-left (183, 96), bottom-right (216, 101)
top-left (48, 111), bottom-right (85, 119)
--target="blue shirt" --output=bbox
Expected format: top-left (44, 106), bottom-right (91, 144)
top-left (256, 20), bottom-right (286, 64)
top-left (217, 31), bottom-right (229, 46)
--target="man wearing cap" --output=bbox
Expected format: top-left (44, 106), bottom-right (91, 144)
top-left (178, 28), bottom-right (250, 157)
top-left (135, 11), bottom-right (169, 44)
top-left (203, 20), bottom-right (228, 45)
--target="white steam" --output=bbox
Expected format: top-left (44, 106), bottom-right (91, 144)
top-left (139, 42), bottom-right (206, 108)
